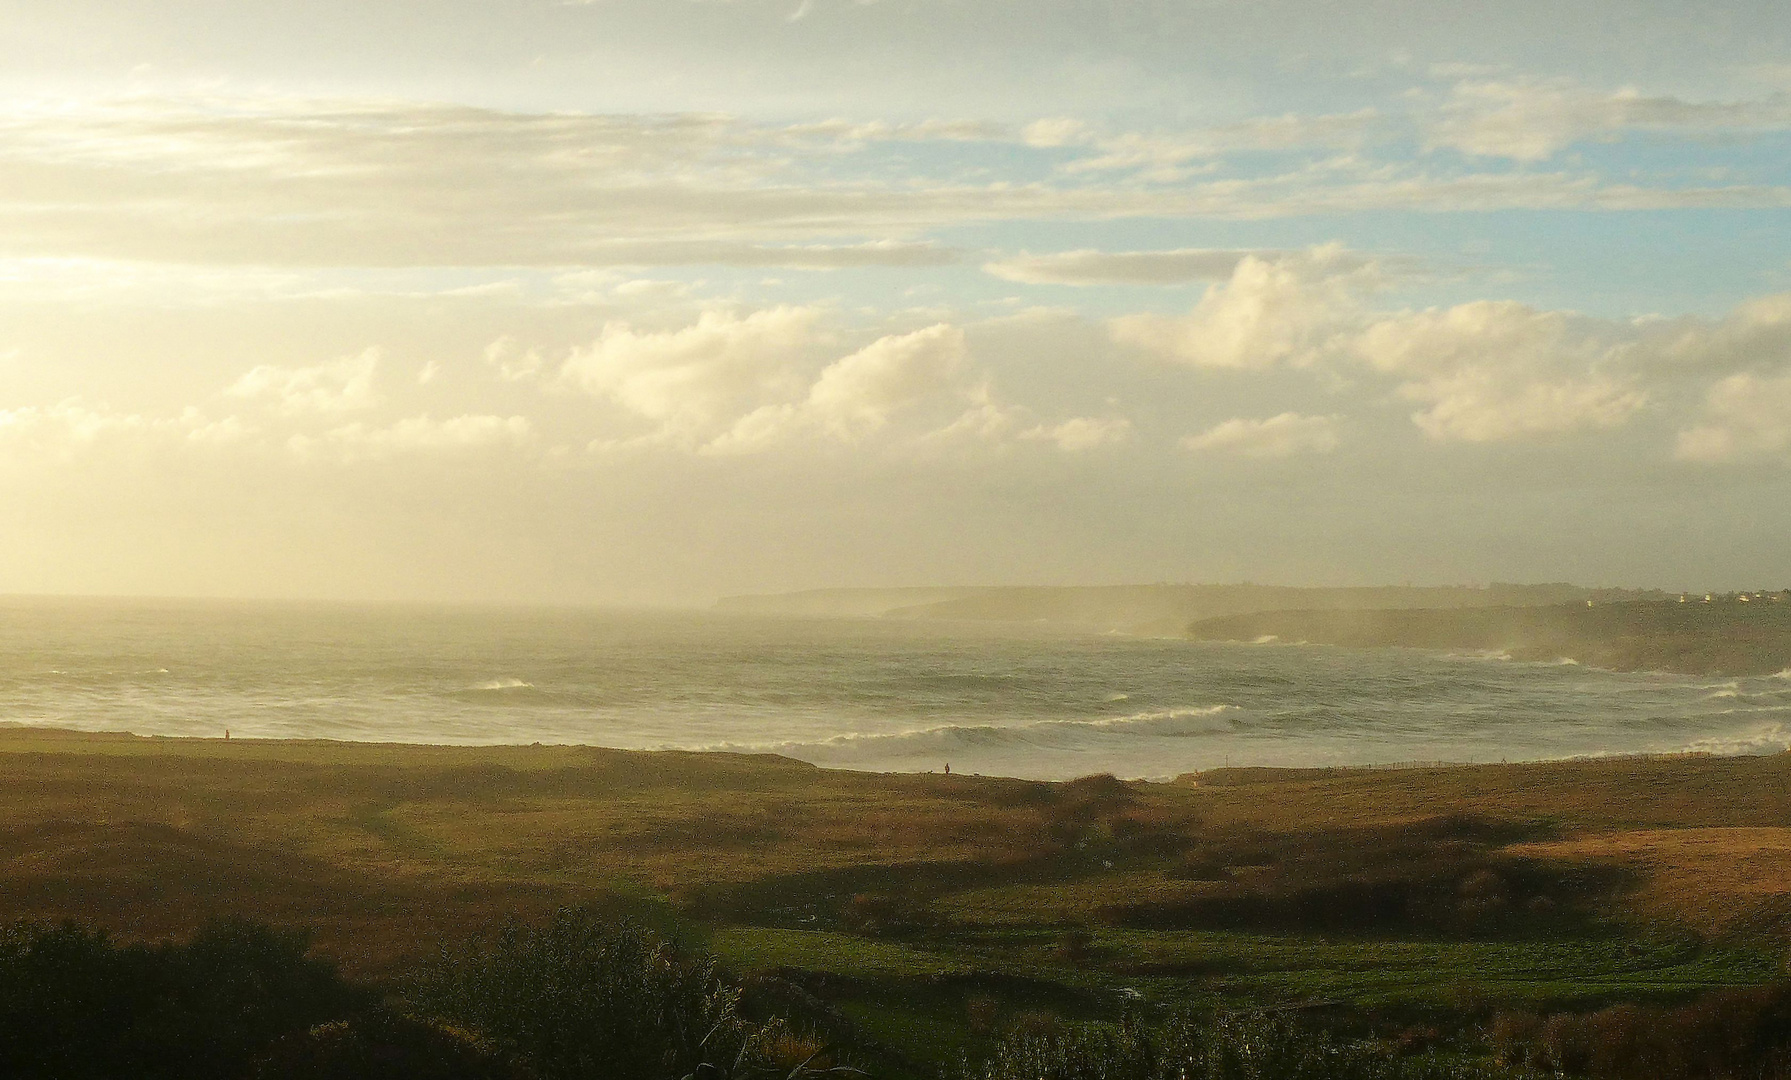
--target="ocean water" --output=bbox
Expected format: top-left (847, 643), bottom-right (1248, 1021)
top-left (2, 597), bottom-right (1788, 781)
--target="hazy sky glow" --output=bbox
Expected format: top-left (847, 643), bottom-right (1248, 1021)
top-left (3, 0), bottom-right (1791, 603)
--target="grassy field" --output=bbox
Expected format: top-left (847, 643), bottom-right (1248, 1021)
top-left (6, 727), bottom-right (1791, 1072)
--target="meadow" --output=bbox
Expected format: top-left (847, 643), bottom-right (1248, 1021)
top-left (6, 727), bottom-right (1791, 1075)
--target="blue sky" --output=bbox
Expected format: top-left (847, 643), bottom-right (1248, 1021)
top-left (1, 0), bottom-right (1789, 602)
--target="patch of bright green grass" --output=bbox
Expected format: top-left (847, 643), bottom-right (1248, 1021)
top-left (712, 927), bottom-right (974, 979)
top-left (1088, 928), bottom-right (1782, 1007)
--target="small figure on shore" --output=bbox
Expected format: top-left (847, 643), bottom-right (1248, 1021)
top-left (944, 762), bottom-right (950, 775)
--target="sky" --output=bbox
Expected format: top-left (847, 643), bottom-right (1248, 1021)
top-left (2, 0), bottom-right (1791, 604)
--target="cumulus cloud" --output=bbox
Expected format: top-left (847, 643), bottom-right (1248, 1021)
top-left (1428, 78), bottom-right (1791, 162)
top-left (1353, 301), bottom-right (1647, 442)
top-left (1646, 293), bottom-right (1791, 373)
top-left (1111, 242), bottom-right (1663, 444)
top-left (1180, 413), bottom-right (1340, 458)
top-left (710, 324), bottom-right (981, 452)
top-left (227, 348), bottom-right (381, 414)
top-left (801, 324), bottom-right (968, 438)
top-left (561, 306), bottom-right (822, 443)
top-left (559, 306), bottom-right (1125, 455)
top-left (984, 248), bottom-right (1264, 286)
top-left (1110, 245), bottom-right (1380, 369)
top-left (485, 339), bottom-right (545, 382)
top-left (562, 308), bottom-right (1006, 453)
top-left (1675, 372), bottom-right (1791, 464)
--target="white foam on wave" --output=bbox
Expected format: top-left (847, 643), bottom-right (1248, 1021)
top-left (699, 703), bottom-right (1242, 758)
top-left (1677, 723), bottom-right (1791, 757)
top-left (1085, 704), bottom-right (1237, 728)
top-left (474, 678), bottom-right (533, 691)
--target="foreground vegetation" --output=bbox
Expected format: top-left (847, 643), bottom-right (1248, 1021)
top-left (7, 729), bottom-right (1791, 1075)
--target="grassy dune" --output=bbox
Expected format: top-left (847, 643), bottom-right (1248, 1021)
top-left (6, 728), bottom-right (1791, 1071)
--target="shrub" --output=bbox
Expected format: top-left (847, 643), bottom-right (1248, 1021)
top-left (1495, 983), bottom-right (1791, 1079)
top-left (0, 918), bottom-right (366, 1080)
top-left (967, 1011), bottom-right (1515, 1080)
top-left (409, 908), bottom-right (791, 1080)
top-left (253, 1009), bottom-right (522, 1079)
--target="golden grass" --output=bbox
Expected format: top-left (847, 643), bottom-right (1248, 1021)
top-left (6, 727), bottom-right (1791, 974)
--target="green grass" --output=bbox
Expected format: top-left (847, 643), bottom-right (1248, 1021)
top-left (11, 728), bottom-right (1791, 1072)
top-left (713, 927), bottom-right (975, 979)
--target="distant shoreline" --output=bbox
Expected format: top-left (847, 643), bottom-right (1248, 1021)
top-left (1186, 599), bottom-right (1791, 678)
top-left (0, 723), bottom-right (1772, 783)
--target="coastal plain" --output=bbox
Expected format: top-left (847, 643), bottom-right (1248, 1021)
top-left (5, 727), bottom-right (1791, 1071)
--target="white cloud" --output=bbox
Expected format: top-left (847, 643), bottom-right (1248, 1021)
top-left (559, 307), bottom-right (1115, 456)
top-left (1675, 371), bottom-right (1791, 463)
top-left (801, 323), bottom-right (968, 439)
top-left (227, 348), bottom-right (381, 414)
top-left (1645, 292), bottom-right (1791, 373)
top-left (0, 399), bottom-right (252, 459)
top-left (1022, 117), bottom-right (1094, 148)
top-left (1354, 301), bottom-right (1647, 442)
top-left (1110, 245), bottom-right (1379, 369)
top-left (181, 410), bottom-right (256, 445)
top-left (709, 323), bottom-right (974, 452)
top-left (1428, 79), bottom-right (1791, 162)
top-left (293, 413), bottom-right (534, 460)
top-left (484, 337), bottom-right (546, 382)
top-left (560, 306), bottom-right (822, 443)
top-left (612, 278), bottom-right (692, 300)
top-left (0, 400), bottom-right (150, 448)
top-left (1180, 413), bottom-right (1340, 458)
top-left (984, 248), bottom-right (1262, 286)
top-left (6, 96), bottom-right (1788, 273)
top-left (1022, 415), bottom-right (1133, 451)
top-left (1115, 245), bottom-right (1658, 444)
top-left (1060, 111), bottom-right (1378, 180)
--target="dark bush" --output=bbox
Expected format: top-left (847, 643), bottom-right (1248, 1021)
top-left (0, 917), bottom-right (366, 1080)
top-left (409, 908), bottom-right (787, 1080)
top-left (1494, 983), bottom-right (1791, 1079)
top-left (967, 1011), bottom-right (1515, 1080)
top-left (254, 1008), bottom-right (523, 1080)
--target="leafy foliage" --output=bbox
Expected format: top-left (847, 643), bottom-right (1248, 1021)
top-left (967, 1011), bottom-right (1515, 1080)
top-left (410, 908), bottom-right (803, 1080)
top-left (1492, 984), bottom-right (1791, 1079)
top-left (254, 1008), bottom-right (522, 1080)
top-left (0, 917), bottom-right (367, 1080)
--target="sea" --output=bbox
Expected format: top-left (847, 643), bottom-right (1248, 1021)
top-left (3, 597), bottom-right (1789, 781)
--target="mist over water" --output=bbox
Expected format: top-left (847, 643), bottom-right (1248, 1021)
top-left (2, 598), bottom-right (1788, 781)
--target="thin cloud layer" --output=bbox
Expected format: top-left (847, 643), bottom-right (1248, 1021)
top-left (984, 249), bottom-right (1264, 286)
